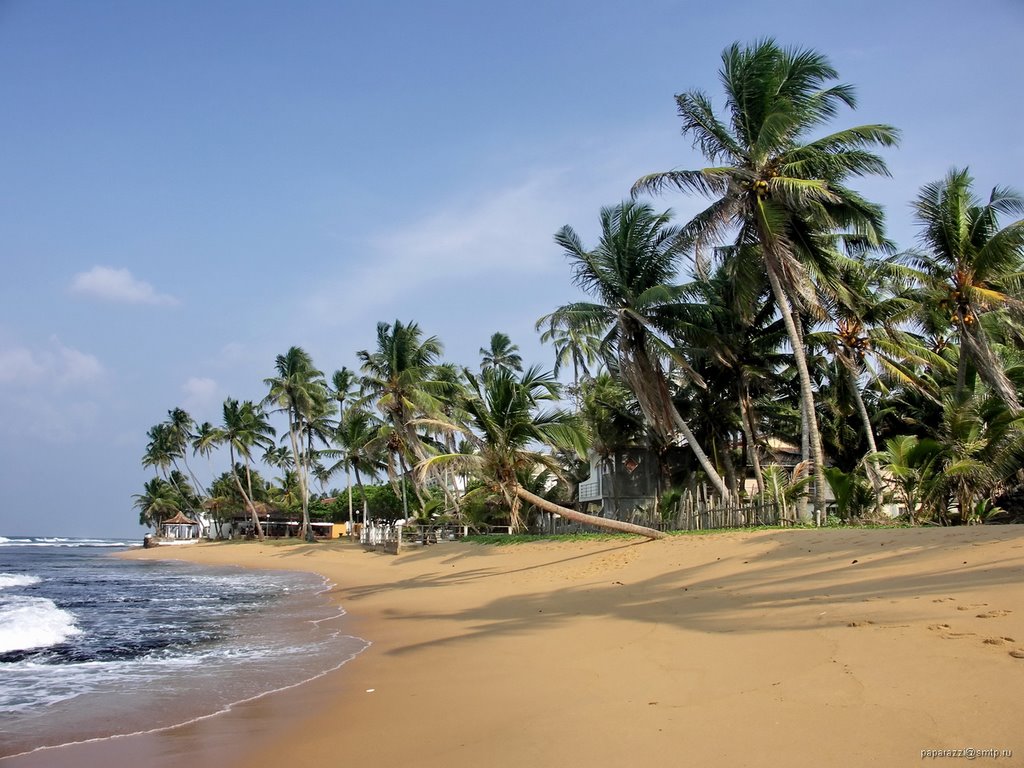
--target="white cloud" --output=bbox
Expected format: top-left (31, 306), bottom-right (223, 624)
top-left (0, 337), bottom-right (105, 441)
top-left (0, 337), bottom-right (103, 388)
top-left (181, 376), bottom-right (220, 416)
top-left (298, 127), bottom-right (697, 360)
top-left (70, 266), bottom-right (179, 306)
top-left (0, 346), bottom-right (45, 383)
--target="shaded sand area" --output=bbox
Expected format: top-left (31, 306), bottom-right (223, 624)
top-left (7, 526), bottom-right (1024, 767)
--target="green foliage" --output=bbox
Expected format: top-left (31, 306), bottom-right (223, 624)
top-left (823, 466), bottom-right (875, 520)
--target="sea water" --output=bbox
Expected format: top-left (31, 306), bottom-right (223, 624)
top-left (0, 536), bottom-right (369, 758)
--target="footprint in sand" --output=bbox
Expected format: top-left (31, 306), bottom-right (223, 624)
top-left (932, 597), bottom-right (956, 603)
top-left (976, 609), bottom-right (1012, 619)
top-left (847, 620), bottom-right (875, 628)
top-left (1010, 650), bottom-right (1024, 659)
top-left (928, 624), bottom-right (975, 639)
top-left (982, 637), bottom-right (1016, 646)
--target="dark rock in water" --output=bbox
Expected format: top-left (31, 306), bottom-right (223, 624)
top-left (143, 534), bottom-right (158, 549)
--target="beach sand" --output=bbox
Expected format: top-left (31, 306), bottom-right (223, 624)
top-left (6, 526), bottom-right (1024, 767)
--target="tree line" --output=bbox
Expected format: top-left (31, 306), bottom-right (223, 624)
top-left (135, 40), bottom-right (1024, 539)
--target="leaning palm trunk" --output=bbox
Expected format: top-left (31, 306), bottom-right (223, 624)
top-left (514, 487), bottom-right (666, 540)
top-left (763, 261), bottom-right (827, 524)
top-left (618, 330), bottom-right (731, 500)
top-left (842, 358), bottom-right (885, 510)
top-left (229, 445), bottom-right (264, 541)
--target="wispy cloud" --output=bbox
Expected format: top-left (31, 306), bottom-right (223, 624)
top-left (0, 336), bottom-right (103, 388)
top-left (297, 127), bottom-right (696, 365)
top-left (181, 376), bottom-right (220, 417)
top-left (0, 336), bottom-right (105, 441)
top-left (70, 266), bottom-right (179, 306)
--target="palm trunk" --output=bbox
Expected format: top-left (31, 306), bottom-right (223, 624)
top-left (618, 325), bottom-right (731, 501)
top-left (719, 435), bottom-right (739, 499)
top-left (763, 261), bottom-right (827, 525)
top-left (286, 416), bottom-right (311, 541)
top-left (229, 444), bottom-right (264, 541)
top-left (515, 486), bottom-right (666, 540)
top-left (396, 452), bottom-right (410, 519)
top-left (668, 409), bottom-right (731, 500)
top-left (739, 388), bottom-right (764, 496)
top-left (844, 357), bottom-right (884, 509)
top-left (353, 465), bottom-right (370, 527)
top-left (346, 465), bottom-right (354, 539)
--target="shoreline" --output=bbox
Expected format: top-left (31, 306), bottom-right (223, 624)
top-left (5, 526), bottom-right (1024, 767)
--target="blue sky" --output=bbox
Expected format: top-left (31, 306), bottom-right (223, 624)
top-left (0, 0), bottom-right (1021, 538)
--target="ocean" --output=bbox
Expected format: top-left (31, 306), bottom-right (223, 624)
top-left (0, 536), bottom-right (369, 759)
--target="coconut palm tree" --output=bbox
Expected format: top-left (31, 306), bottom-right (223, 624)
top-left (358, 320), bottom-right (444, 518)
top-left (808, 257), bottom-right (942, 502)
top-left (419, 365), bottom-right (666, 539)
top-left (924, 393), bottom-right (1024, 523)
top-left (329, 405), bottom-right (386, 530)
top-left (537, 318), bottom-right (603, 387)
top-left (133, 477), bottom-right (181, 531)
top-left (480, 332), bottom-right (524, 375)
top-left (543, 200), bottom-right (731, 500)
top-left (217, 398), bottom-right (276, 540)
top-left (671, 246), bottom-right (789, 496)
top-left (903, 168), bottom-right (1024, 412)
top-left (264, 346), bottom-right (330, 541)
top-left (142, 422), bottom-right (200, 511)
top-left (633, 39), bottom-right (899, 522)
top-left (164, 408), bottom-right (209, 499)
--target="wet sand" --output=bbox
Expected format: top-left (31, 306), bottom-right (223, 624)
top-left (5, 526), bottom-right (1024, 767)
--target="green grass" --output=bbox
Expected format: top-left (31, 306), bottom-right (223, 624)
top-left (462, 520), bottom-right (916, 545)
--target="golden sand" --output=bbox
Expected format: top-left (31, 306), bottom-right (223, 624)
top-left (7, 526), bottom-right (1024, 767)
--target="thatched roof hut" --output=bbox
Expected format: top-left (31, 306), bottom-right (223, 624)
top-left (161, 511), bottom-right (200, 539)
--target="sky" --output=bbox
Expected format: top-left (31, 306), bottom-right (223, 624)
top-left (0, 0), bottom-right (1021, 538)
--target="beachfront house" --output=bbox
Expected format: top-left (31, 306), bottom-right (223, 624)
top-left (578, 448), bottom-right (662, 520)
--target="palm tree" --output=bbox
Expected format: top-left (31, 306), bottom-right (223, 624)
top-left (329, 406), bottom-right (386, 530)
top-left (543, 200), bottom-right (731, 500)
top-left (924, 393), bottom-right (1024, 523)
top-left (262, 444), bottom-right (293, 471)
top-left (903, 168), bottom-right (1024, 411)
top-left (808, 258), bottom-right (942, 502)
top-left (165, 408), bottom-right (208, 500)
top-left (133, 477), bottom-right (181, 531)
top-left (358, 320), bottom-right (444, 519)
top-left (264, 346), bottom-right (330, 541)
top-left (480, 332), bottom-right (523, 374)
top-left (633, 39), bottom-right (899, 522)
top-left (217, 398), bottom-right (276, 540)
top-left (419, 366), bottom-right (666, 539)
top-left (671, 247), bottom-right (789, 496)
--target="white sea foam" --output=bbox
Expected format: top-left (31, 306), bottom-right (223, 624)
top-left (0, 538), bottom-right (136, 548)
top-left (0, 573), bottom-right (42, 590)
top-left (0, 596), bottom-right (83, 654)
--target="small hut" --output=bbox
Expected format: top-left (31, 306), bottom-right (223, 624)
top-left (161, 511), bottom-right (200, 540)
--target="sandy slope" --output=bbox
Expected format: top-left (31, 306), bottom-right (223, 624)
top-left (8, 526), bottom-right (1024, 767)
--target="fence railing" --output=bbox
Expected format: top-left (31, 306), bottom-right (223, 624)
top-left (537, 497), bottom-right (787, 536)
top-left (361, 498), bottom-right (787, 553)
